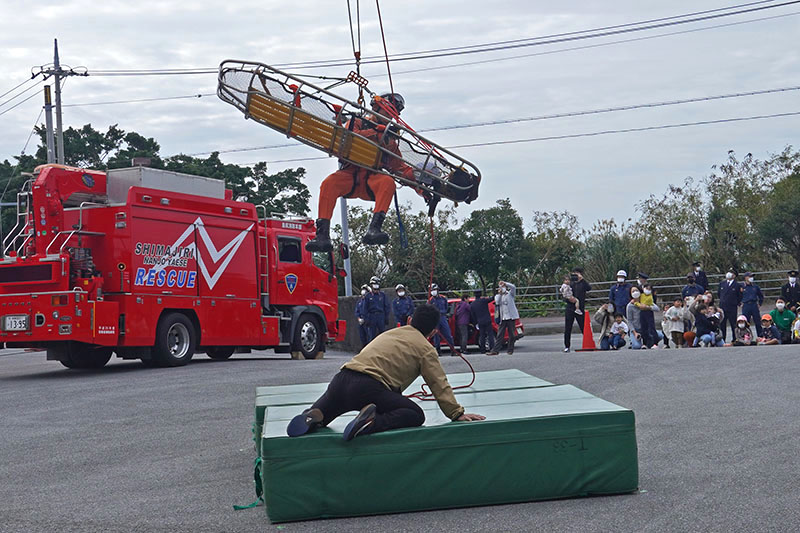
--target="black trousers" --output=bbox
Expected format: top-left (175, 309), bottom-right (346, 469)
top-left (477, 320), bottom-right (495, 352)
top-left (720, 305), bottom-right (738, 341)
top-left (495, 319), bottom-right (517, 352)
top-left (564, 307), bottom-right (585, 348)
top-left (310, 369), bottom-right (424, 434)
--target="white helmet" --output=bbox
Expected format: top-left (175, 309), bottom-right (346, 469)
top-left (430, 283), bottom-right (439, 291)
top-left (395, 284), bottom-right (406, 291)
top-left (616, 270), bottom-right (627, 278)
top-left (370, 276), bottom-right (380, 285)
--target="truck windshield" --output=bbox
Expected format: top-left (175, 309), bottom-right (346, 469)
top-left (312, 251), bottom-right (333, 274)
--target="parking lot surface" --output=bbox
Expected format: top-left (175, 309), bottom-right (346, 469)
top-left (1, 337), bottom-right (798, 532)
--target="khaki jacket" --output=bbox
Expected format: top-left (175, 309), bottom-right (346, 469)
top-left (342, 326), bottom-right (465, 420)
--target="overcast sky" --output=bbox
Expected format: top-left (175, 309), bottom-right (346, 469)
top-left (1, 0), bottom-right (798, 228)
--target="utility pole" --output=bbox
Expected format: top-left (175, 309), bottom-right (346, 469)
top-left (43, 86), bottom-right (55, 163)
top-left (36, 39), bottom-right (87, 165)
top-left (340, 197), bottom-right (353, 296)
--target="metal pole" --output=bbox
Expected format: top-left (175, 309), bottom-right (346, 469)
top-left (44, 86), bottom-right (55, 164)
top-left (339, 197), bottom-right (352, 296)
top-left (53, 39), bottom-right (65, 165)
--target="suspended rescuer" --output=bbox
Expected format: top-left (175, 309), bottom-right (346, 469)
top-left (286, 304), bottom-right (485, 441)
top-left (306, 93), bottom-right (416, 252)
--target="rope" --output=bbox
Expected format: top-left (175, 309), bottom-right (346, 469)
top-left (375, 0), bottom-right (395, 95)
top-left (406, 332), bottom-right (476, 401)
top-left (347, 0), bottom-right (365, 105)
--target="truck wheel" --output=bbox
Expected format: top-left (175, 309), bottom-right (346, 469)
top-left (293, 314), bottom-right (322, 360)
top-left (206, 346), bottom-right (235, 360)
top-left (153, 313), bottom-right (196, 367)
top-left (55, 345), bottom-right (113, 369)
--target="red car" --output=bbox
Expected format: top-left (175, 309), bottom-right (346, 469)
top-left (446, 297), bottom-right (524, 350)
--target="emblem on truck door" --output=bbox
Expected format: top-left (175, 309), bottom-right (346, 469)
top-left (285, 274), bottom-right (298, 294)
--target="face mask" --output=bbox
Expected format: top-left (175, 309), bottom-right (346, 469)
top-left (500, 287), bottom-right (507, 293)
top-left (431, 290), bottom-right (438, 296)
top-left (777, 303), bottom-right (785, 310)
top-left (738, 322), bottom-right (746, 328)
top-left (631, 291), bottom-right (641, 299)
top-left (397, 291), bottom-right (405, 297)
top-left (607, 304), bottom-right (614, 313)
top-left (745, 277), bottom-right (752, 283)
top-left (617, 277), bottom-right (625, 283)
top-left (725, 272), bottom-right (734, 280)
top-left (790, 277), bottom-right (797, 284)
top-left (695, 266), bottom-right (701, 272)
top-left (704, 295), bottom-right (712, 302)
top-left (372, 284), bottom-right (379, 290)
top-left (643, 289), bottom-right (652, 295)
top-left (361, 290), bottom-right (367, 296)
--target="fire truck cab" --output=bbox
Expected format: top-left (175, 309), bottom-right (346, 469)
top-left (0, 164), bottom-right (345, 369)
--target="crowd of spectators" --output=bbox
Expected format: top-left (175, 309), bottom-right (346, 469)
top-left (591, 264), bottom-right (800, 350)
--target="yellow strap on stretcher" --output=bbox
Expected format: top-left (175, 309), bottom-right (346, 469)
top-left (246, 92), bottom-right (381, 168)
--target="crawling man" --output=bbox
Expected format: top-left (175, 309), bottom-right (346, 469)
top-left (287, 304), bottom-right (485, 441)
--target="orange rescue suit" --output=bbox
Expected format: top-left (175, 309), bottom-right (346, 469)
top-left (317, 115), bottom-right (415, 220)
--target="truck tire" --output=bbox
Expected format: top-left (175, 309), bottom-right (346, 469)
top-left (292, 314), bottom-right (322, 360)
top-left (206, 346), bottom-right (235, 360)
top-left (153, 313), bottom-right (196, 367)
top-left (54, 344), bottom-right (113, 369)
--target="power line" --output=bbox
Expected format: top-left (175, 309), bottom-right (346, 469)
top-left (0, 75), bottom-right (40, 101)
top-left (87, 0), bottom-right (800, 76)
top-left (183, 84), bottom-right (800, 156)
top-left (63, 93), bottom-right (213, 107)
top-left (0, 77), bottom-right (45, 110)
top-left (0, 81), bottom-right (45, 117)
top-left (383, 10), bottom-right (800, 78)
top-left (244, 110), bottom-right (800, 165)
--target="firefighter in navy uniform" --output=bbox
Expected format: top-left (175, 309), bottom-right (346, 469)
top-left (427, 283), bottom-right (456, 356)
top-left (392, 284), bottom-right (415, 327)
top-left (365, 276), bottom-right (390, 340)
top-left (781, 269), bottom-right (800, 312)
top-left (306, 93), bottom-right (416, 252)
top-left (355, 284), bottom-right (371, 347)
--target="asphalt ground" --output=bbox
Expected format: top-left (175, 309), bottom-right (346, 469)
top-left (1, 335), bottom-right (799, 533)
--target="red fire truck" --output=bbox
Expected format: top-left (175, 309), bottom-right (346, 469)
top-left (0, 164), bottom-right (346, 369)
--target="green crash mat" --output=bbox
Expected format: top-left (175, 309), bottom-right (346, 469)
top-left (256, 370), bottom-right (638, 523)
top-left (252, 369), bottom-right (553, 451)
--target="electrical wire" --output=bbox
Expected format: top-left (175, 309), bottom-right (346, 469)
top-left (182, 84), bottom-right (800, 156)
top-left (242, 109), bottom-right (800, 165)
top-left (0, 77), bottom-right (45, 111)
top-left (0, 108), bottom-right (44, 200)
top-left (0, 75), bottom-right (40, 101)
top-left (62, 93), bottom-right (213, 107)
top-left (87, 0), bottom-right (800, 75)
top-left (0, 83), bottom-right (45, 117)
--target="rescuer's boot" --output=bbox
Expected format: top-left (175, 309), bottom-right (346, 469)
top-left (305, 218), bottom-right (333, 252)
top-left (362, 211), bottom-right (389, 245)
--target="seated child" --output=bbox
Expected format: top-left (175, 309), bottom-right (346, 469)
top-left (560, 275), bottom-right (582, 315)
top-left (731, 315), bottom-right (756, 346)
top-left (757, 314), bottom-right (780, 345)
top-left (609, 313), bottom-right (628, 350)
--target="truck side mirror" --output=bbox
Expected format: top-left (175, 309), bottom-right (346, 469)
top-left (339, 243), bottom-right (350, 260)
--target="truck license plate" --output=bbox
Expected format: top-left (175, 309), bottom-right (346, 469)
top-left (3, 314), bottom-right (29, 331)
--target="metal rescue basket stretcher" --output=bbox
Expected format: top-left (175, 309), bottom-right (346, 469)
top-left (217, 60), bottom-right (481, 207)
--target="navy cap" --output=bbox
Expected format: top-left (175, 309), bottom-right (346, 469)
top-left (789, 270), bottom-right (799, 276)
top-left (637, 272), bottom-right (649, 279)
top-left (743, 271), bottom-right (753, 277)
top-left (692, 261), bottom-right (702, 267)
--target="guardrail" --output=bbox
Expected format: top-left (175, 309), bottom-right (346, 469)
top-left (408, 270), bottom-right (793, 317)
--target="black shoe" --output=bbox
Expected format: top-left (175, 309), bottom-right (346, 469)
top-left (305, 218), bottom-right (333, 252)
top-left (343, 404), bottom-right (377, 441)
top-left (362, 211), bottom-right (389, 245)
top-left (286, 408), bottom-right (324, 437)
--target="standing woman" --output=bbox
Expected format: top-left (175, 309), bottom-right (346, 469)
top-left (564, 267), bottom-right (592, 353)
top-left (487, 280), bottom-right (520, 355)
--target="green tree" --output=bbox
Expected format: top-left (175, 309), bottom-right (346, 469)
top-left (521, 210), bottom-right (582, 286)
top-left (441, 199), bottom-right (525, 290)
top-left (758, 171), bottom-right (800, 268)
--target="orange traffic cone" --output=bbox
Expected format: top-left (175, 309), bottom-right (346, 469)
top-left (575, 310), bottom-right (597, 352)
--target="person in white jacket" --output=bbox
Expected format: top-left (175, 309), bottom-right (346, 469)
top-left (487, 280), bottom-right (519, 355)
